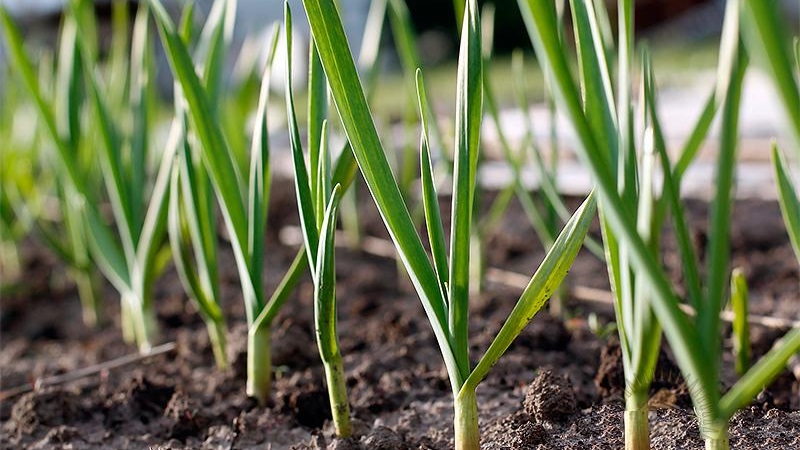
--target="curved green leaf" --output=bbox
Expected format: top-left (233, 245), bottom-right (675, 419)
top-left (447, 0), bottom-right (482, 379)
top-left (719, 328), bottom-right (800, 420)
top-left (285, 4), bottom-right (320, 271)
top-left (464, 193), bottom-right (597, 390)
top-left (741, 0), bottom-right (800, 145)
top-left (772, 145), bottom-right (800, 263)
top-left (149, 0), bottom-right (247, 253)
top-left (518, 0), bottom-right (714, 405)
top-left (314, 184), bottom-right (343, 359)
top-left (416, 69), bottom-right (449, 295)
top-left (248, 24), bottom-right (280, 291)
top-left (300, 0), bottom-right (457, 391)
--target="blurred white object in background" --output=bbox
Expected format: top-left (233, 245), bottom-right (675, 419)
top-left (0, 0), bottom-right (371, 93)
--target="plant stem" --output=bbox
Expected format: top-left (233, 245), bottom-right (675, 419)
top-left (73, 269), bottom-right (101, 327)
top-left (454, 387), bottom-right (480, 450)
top-left (124, 290), bottom-right (157, 353)
top-left (137, 304), bottom-right (158, 353)
top-left (625, 409), bottom-right (650, 450)
top-left (624, 391), bottom-right (650, 450)
top-left (121, 298), bottom-right (135, 344)
top-left (247, 324), bottom-right (271, 405)
top-left (702, 420), bottom-right (730, 450)
top-left (206, 319), bottom-right (228, 369)
top-left (323, 353), bottom-right (352, 437)
top-left (730, 269), bottom-right (750, 376)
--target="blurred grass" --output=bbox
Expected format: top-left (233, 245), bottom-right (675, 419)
top-left (362, 39), bottom-right (720, 122)
top-left (3, 34), bottom-right (720, 140)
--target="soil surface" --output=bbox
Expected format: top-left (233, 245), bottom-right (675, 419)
top-left (1, 181), bottom-right (799, 449)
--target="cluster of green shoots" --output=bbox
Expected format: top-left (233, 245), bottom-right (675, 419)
top-left (2, 0), bottom-right (170, 351)
top-left (517, 0), bottom-right (800, 449)
top-left (2, 0), bottom-right (799, 448)
top-left (302, 0), bottom-right (594, 447)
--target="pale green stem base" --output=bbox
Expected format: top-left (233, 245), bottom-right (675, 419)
top-left (206, 320), bottom-right (228, 369)
top-left (454, 388), bottom-right (480, 450)
top-left (624, 409), bottom-right (650, 450)
top-left (323, 354), bottom-right (352, 438)
top-left (130, 295), bottom-right (157, 354)
top-left (247, 326), bottom-right (271, 406)
top-left (120, 299), bottom-right (136, 344)
top-left (120, 292), bottom-right (157, 353)
top-left (702, 421), bottom-right (730, 450)
top-left (73, 269), bottom-right (101, 328)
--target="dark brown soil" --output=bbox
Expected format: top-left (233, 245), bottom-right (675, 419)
top-left (1, 182), bottom-right (798, 449)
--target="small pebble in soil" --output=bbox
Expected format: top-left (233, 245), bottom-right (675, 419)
top-left (524, 370), bottom-right (577, 424)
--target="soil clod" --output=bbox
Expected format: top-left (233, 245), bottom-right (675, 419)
top-left (524, 370), bottom-right (577, 424)
top-left (8, 388), bottom-right (83, 436)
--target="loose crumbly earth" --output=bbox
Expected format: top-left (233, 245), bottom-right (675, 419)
top-left (1, 184), bottom-right (798, 449)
